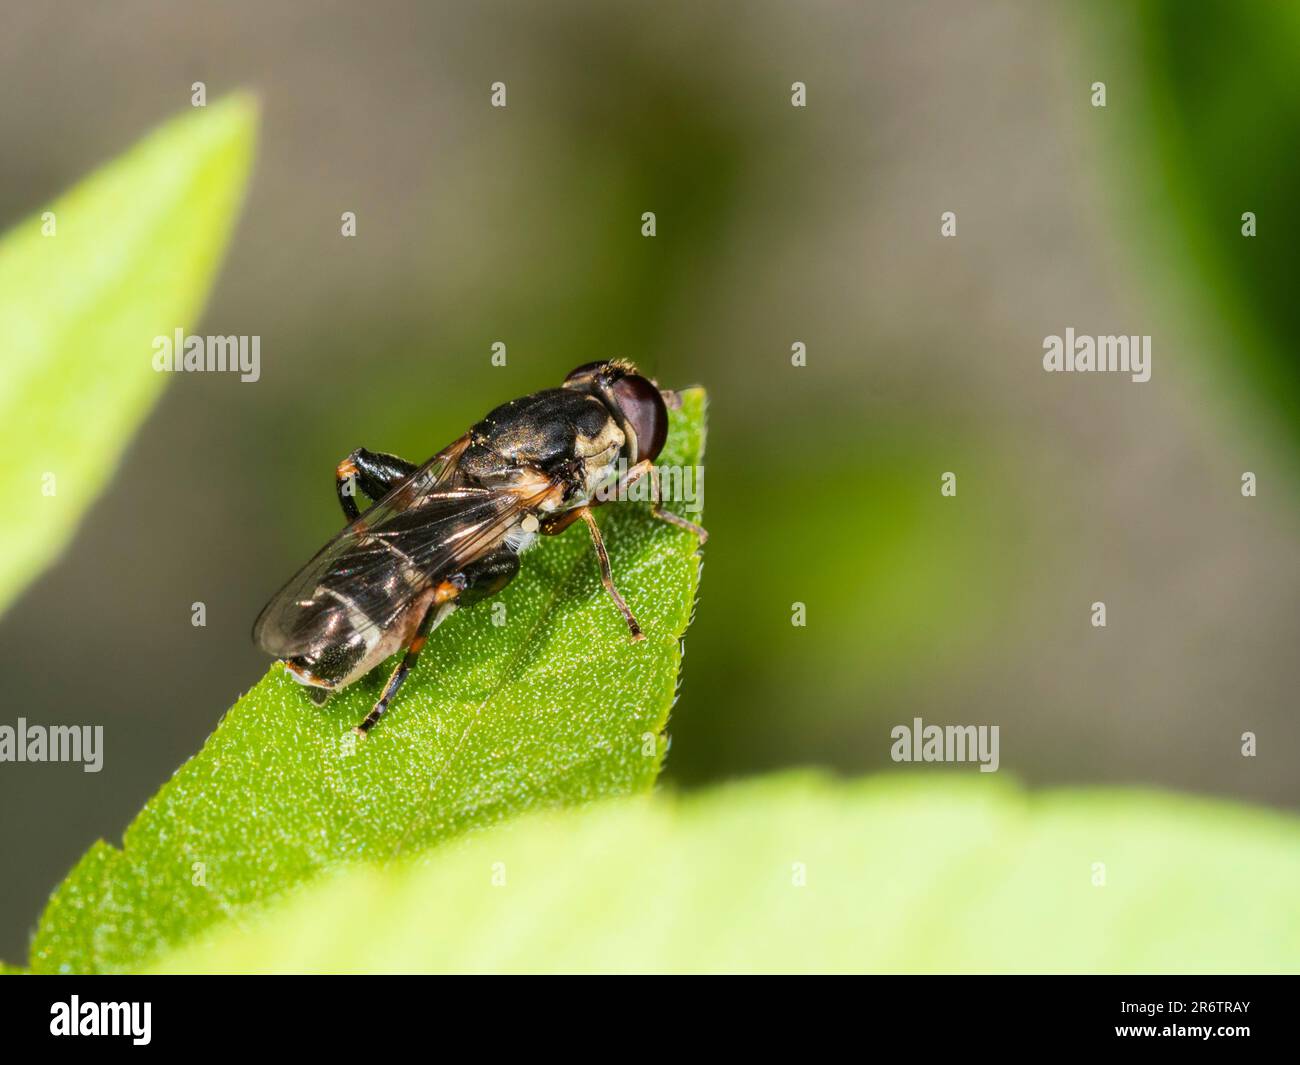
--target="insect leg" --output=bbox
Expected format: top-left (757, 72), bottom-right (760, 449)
top-left (616, 460), bottom-right (708, 545)
top-left (458, 547), bottom-right (521, 605)
top-left (538, 508), bottom-right (586, 535)
top-left (335, 448), bottom-right (419, 521)
top-left (352, 547), bottom-right (520, 737)
top-left (353, 599), bottom-right (454, 737)
top-left (577, 508), bottom-right (644, 642)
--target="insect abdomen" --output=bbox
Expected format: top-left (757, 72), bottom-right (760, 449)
top-left (285, 587), bottom-right (435, 693)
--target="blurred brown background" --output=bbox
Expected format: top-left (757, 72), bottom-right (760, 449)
top-left (2, 0), bottom-right (1298, 960)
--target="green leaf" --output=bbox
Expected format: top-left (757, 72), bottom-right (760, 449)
top-left (0, 95), bottom-right (257, 614)
top-left (1092, 2), bottom-right (1300, 454)
top-left (149, 772), bottom-right (1300, 974)
top-left (29, 390), bottom-right (707, 973)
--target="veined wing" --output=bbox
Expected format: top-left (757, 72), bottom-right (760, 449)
top-left (253, 436), bottom-right (551, 658)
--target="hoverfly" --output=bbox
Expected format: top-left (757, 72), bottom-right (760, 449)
top-left (253, 360), bottom-right (706, 737)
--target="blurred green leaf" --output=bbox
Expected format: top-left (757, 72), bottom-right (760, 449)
top-left (666, 418), bottom-right (1026, 782)
top-left (29, 391), bottom-right (707, 973)
top-left (1126, 1), bottom-right (1300, 448)
top-left (0, 95), bottom-right (257, 614)
top-left (150, 772), bottom-right (1300, 974)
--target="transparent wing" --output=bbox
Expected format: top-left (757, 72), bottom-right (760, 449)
top-left (252, 436), bottom-right (550, 658)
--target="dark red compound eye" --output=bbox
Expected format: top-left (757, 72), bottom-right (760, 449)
top-left (609, 373), bottom-right (668, 464)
